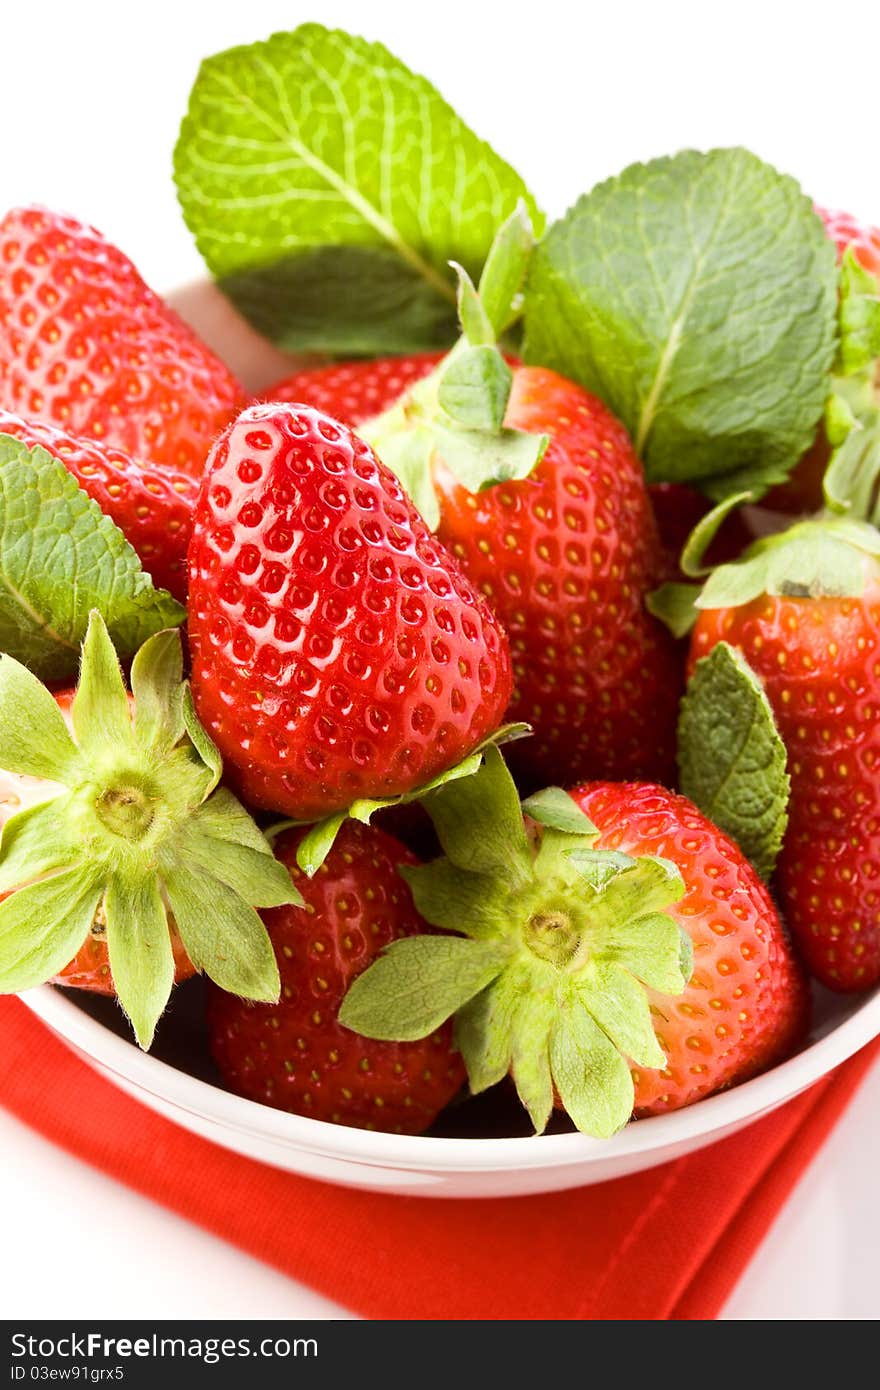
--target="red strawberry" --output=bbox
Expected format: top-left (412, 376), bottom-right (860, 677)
top-left (187, 403), bottom-right (513, 823)
top-left (432, 367), bottom-right (682, 787)
top-left (263, 353), bottom-right (441, 421)
top-left (570, 781), bottom-right (808, 1114)
top-left (0, 410), bottom-right (195, 599)
top-left (690, 523), bottom-right (880, 992)
top-left (339, 749), bottom-right (808, 1136)
top-left (0, 207), bottom-right (245, 475)
top-left (0, 616), bottom-right (294, 1047)
top-left (208, 821), bottom-right (466, 1134)
top-left (765, 207), bottom-right (880, 516)
top-left (263, 354), bottom-right (682, 789)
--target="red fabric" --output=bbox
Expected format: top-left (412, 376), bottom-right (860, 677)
top-left (1, 994), bottom-right (877, 1320)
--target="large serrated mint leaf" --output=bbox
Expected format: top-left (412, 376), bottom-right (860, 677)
top-left (173, 24), bottom-right (543, 356)
top-left (678, 642), bottom-right (790, 880)
top-left (0, 437), bottom-right (184, 680)
top-left (523, 148), bottom-right (837, 500)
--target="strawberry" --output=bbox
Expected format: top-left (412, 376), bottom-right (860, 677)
top-left (0, 410), bottom-right (195, 600)
top-left (264, 248), bottom-right (681, 791)
top-left (340, 749), bottom-right (808, 1136)
top-left (0, 207), bottom-right (245, 475)
top-left (208, 821), bottom-right (466, 1134)
top-left (0, 614), bottom-right (298, 1046)
top-left (263, 353), bottom-right (442, 421)
top-left (689, 516), bottom-right (880, 991)
top-left (187, 402), bottom-right (513, 825)
top-left (428, 367), bottom-right (682, 787)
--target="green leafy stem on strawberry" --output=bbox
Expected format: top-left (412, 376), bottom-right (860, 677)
top-left (0, 612), bottom-right (301, 1047)
top-left (339, 746), bottom-right (694, 1138)
top-left (359, 202), bottom-right (551, 527)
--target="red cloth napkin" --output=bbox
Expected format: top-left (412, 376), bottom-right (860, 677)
top-left (1, 994), bottom-right (877, 1321)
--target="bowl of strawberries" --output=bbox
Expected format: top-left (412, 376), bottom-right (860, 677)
top-left (3, 23), bottom-right (880, 1198)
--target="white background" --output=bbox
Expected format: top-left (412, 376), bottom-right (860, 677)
top-left (3, 0), bottom-right (880, 1321)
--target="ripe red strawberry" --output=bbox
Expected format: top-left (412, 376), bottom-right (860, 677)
top-left (263, 353), bottom-right (441, 420)
top-left (569, 781), bottom-right (808, 1114)
top-left (187, 403), bottom-right (513, 823)
top-left (690, 527), bottom-right (880, 992)
top-left (0, 207), bottom-right (245, 475)
top-left (263, 354), bottom-right (682, 788)
top-left (339, 749), bottom-right (808, 1136)
top-left (432, 367), bottom-right (682, 787)
top-left (208, 821), bottom-right (466, 1134)
top-left (0, 410), bottom-right (195, 599)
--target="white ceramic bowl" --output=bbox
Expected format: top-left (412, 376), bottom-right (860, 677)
top-left (16, 282), bottom-right (880, 1198)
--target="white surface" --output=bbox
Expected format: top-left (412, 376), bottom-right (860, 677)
top-left (1, 1060), bottom-right (878, 1320)
top-left (3, 0), bottom-right (880, 1317)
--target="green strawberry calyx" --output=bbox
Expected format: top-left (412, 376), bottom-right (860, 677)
top-left (338, 747), bottom-right (693, 1139)
top-left (360, 203), bottom-right (550, 528)
top-left (0, 611), bottom-right (300, 1048)
top-left (272, 720), bottom-right (531, 876)
top-left (651, 513), bottom-right (880, 634)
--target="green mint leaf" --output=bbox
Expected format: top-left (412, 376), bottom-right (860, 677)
top-left (549, 991), bottom-right (635, 1139)
top-left (437, 346), bottom-right (513, 431)
top-left (0, 865), bottom-right (103, 993)
top-left (678, 641), bottom-right (790, 880)
top-left (432, 421), bottom-right (548, 493)
top-left (0, 436), bottom-right (184, 681)
top-left (478, 200), bottom-right (535, 337)
top-left (339, 935), bottom-right (510, 1042)
top-left (521, 786), bottom-right (599, 837)
top-left (105, 873), bottom-right (175, 1050)
top-left (524, 148), bottom-right (837, 500)
top-left (130, 629), bottom-right (185, 756)
top-left (174, 24), bottom-right (542, 356)
top-left (161, 864), bottom-right (280, 1003)
top-left (837, 247), bottom-right (880, 377)
top-left (0, 653), bottom-right (82, 784)
top-left (452, 264), bottom-right (496, 347)
top-left (71, 612), bottom-right (135, 762)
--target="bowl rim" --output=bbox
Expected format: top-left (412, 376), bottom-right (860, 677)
top-left (19, 981), bottom-right (880, 1173)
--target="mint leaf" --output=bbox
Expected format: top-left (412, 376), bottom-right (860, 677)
top-left (0, 437), bottom-right (184, 681)
top-left (678, 641), bottom-right (790, 880)
top-left (524, 148), bottom-right (837, 500)
top-left (174, 24), bottom-right (542, 356)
